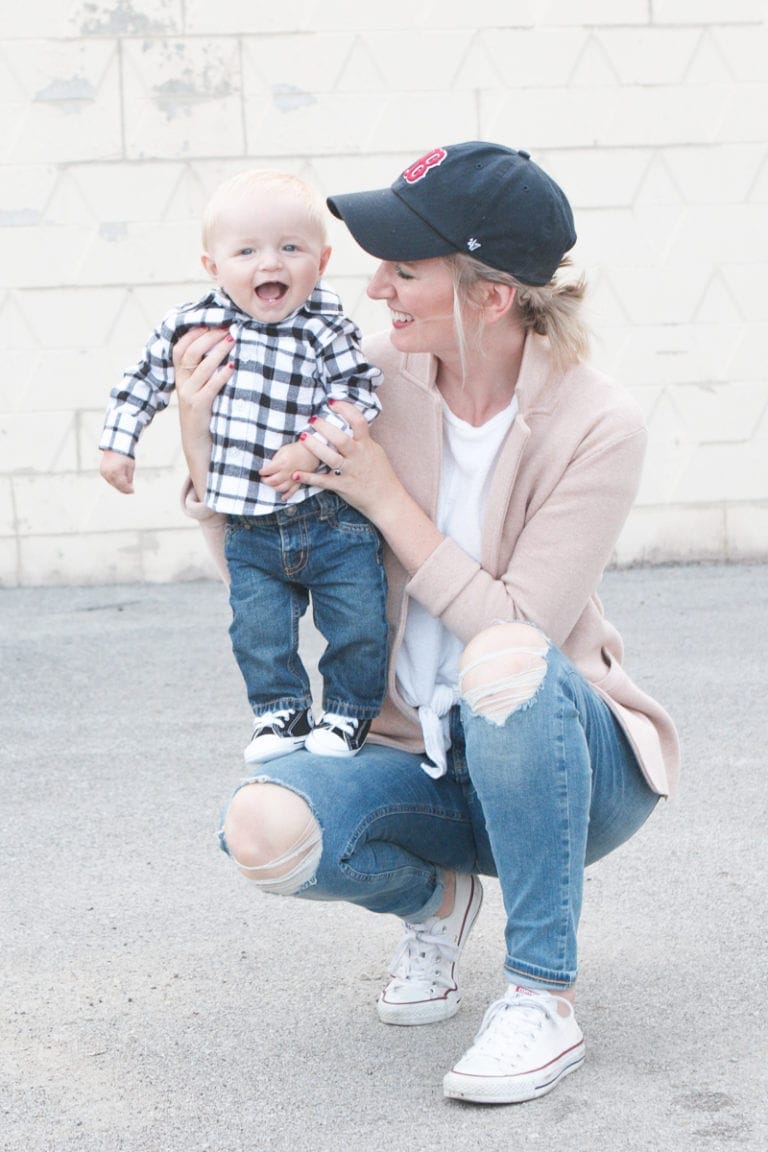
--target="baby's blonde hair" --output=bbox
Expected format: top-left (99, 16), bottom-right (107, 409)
top-left (201, 170), bottom-right (329, 251)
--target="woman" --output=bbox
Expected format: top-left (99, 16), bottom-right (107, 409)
top-left (176, 142), bottom-right (679, 1105)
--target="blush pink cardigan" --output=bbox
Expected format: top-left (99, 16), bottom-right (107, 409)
top-left (184, 330), bottom-right (679, 797)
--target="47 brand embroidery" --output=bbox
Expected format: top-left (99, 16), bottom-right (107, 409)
top-left (402, 147), bottom-right (448, 184)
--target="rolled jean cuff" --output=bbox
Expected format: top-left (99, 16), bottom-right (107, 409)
top-left (407, 870), bottom-right (446, 922)
top-left (504, 958), bottom-right (576, 990)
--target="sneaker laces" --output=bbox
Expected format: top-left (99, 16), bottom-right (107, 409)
top-left (470, 990), bottom-right (558, 1065)
top-left (318, 713), bottom-right (359, 736)
top-left (252, 708), bottom-right (293, 734)
top-left (387, 922), bottom-right (460, 992)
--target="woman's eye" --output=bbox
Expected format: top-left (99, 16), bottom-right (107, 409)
top-left (395, 265), bottom-right (414, 280)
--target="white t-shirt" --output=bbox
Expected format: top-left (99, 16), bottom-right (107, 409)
top-left (396, 393), bottom-right (518, 774)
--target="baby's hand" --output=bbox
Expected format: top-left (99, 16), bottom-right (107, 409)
top-left (100, 450), bottom-right (135, 494)
top-left (260, 440), bottom-right (318, 499)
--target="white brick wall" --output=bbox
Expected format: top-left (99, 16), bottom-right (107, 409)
top-left (1, 2), bottom-right (767, 585)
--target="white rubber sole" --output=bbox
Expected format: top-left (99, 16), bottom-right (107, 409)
top-left (243, 735), bottom-right (308, 764)
top-left (443, 1041), bottom-right (585, 1104)
top-left (377, 991), bottom-right (461, 1026)
top-left (304, 731), bottom-right (361, 757)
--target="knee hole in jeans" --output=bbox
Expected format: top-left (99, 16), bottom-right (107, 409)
top-left (224, 781), bottom-right (322, 896)
top-left (459, 621), bottom-right (549, 725)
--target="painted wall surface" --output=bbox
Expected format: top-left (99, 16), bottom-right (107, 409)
top-left (1, 1), bottom-right (767, 585)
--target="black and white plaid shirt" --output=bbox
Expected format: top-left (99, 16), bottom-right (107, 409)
top-left (99, 283), bottom-right (382, 515)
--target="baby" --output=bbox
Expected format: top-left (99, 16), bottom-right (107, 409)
top-left (99, 170), bottom-right (387, 762)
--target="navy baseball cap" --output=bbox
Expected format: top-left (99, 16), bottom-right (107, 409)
top-left (327, 141), bottom-right (576, 286)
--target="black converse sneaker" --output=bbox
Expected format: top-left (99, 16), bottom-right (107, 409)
top-left (304, 713), bottom-right (371, 757)
top-left (243, 706), bottom-right (313, 764)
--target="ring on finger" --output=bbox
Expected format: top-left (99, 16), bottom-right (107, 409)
top-left (332, 461), bottom-right (344, 477)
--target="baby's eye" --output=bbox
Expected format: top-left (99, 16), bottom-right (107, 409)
top-left (283, 243), bottom-right (299, 253)
top-left (239, 247), bottom-right (254, 256)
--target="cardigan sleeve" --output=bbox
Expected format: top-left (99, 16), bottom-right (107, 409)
top-left (180, 477), bottom-right (230, 585)
top-left (405, 424), bottom-right (647, 649)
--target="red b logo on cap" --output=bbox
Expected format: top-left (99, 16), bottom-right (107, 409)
top-left (403, 147), bottom-right (448, 184)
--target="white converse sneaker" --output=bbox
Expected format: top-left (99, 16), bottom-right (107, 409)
top-left (443, 984), bottom-right (585, 1103)
top-left (377, 873), bottom-right (483, 1025)
top-left (243, 706), bottom-right (313, 764)
top-left (304, 713), bottom-right (371, 757)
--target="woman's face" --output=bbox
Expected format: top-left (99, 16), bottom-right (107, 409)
top-left (366, 258), bottom-right (458, 356)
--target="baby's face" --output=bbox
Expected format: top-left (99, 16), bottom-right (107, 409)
top-left (202, 186), bottom-right (331, 322)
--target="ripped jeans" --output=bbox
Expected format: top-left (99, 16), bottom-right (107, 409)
top-left (218, 626), bottom-right (659, 989)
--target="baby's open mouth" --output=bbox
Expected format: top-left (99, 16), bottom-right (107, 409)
top-left (256, 281), bottom-right (288, 302)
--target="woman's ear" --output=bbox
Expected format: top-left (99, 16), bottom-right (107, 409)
top-left (480, 281), bottom-right (517, 324)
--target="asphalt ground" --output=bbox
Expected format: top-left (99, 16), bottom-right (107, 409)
top-left (2, 562), bottom-right (767, 1152)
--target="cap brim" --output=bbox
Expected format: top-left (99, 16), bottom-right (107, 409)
top-left (327, 187), bottom-right (455, 262)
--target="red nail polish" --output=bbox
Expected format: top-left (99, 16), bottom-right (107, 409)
top-left (299, 432), bottom-right (308, 440)
top-left (308, 415), bottom-right (318, 424)
top-left (225, 334), bottom-right (234, 343)
top-left (328, 398), bottom-right (336, 405)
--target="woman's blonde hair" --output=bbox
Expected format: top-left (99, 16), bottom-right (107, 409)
top-left (201, 170), bottom-right (329, 251)
top-left (448, 253), bottom-right (590, 375)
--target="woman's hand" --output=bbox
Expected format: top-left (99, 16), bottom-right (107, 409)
top-left (173, 327), bottom-right (234, 500)
top-left (289, 401), bottom-right (401, 522)
top-left (290, 400), bottom-right (444, 574)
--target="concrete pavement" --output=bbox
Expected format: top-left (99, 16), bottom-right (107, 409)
top-left (2, 563), bottom-right (767, 1152)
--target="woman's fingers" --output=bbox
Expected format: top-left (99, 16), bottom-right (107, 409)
top-left (300, 426), bottom-right (346, 470)
top-left (307, 401), bottom-right (371, 452)
top-left (174, 326), bottom-right (227, 368)
top-left (327, 399), bottom-right (369, 435)
top-left (290, 407), bottom-right (398, 524)
top-left (173, 327), bottom-right (234, 396)
top-left (173, 326), bottom-right (211, 362)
